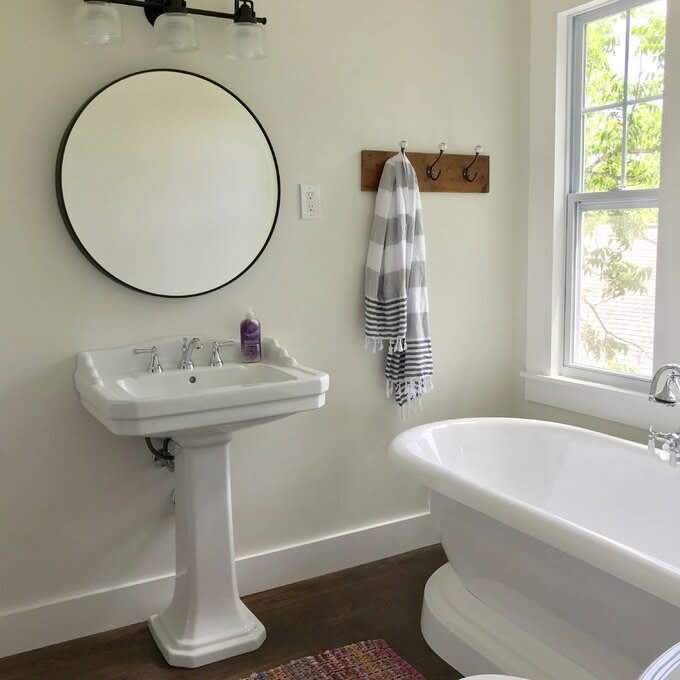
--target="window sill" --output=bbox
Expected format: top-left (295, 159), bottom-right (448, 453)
top-left (522, 372), bottom-right (678, 431)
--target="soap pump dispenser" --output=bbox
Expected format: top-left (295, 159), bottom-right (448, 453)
top-left (240, 307), bottom-right (262, 363)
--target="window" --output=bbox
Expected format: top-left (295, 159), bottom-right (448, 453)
top-left (565, 0), bottom-right (667, 385)
top-left (523, 0), bottom-right (680, 429)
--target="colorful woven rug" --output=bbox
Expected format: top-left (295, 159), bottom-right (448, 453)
top-left (240, 640), bottom-right (426, 679)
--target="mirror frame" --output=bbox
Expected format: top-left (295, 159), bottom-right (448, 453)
top-left (55, 69), bottom-right (281, 298)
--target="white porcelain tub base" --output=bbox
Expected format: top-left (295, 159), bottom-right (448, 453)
top-left (422, 565), bottom-right (599, 680)
top-left (391, 419), bottom-right (680, 680)
top-left (148, 433), bottom-right (265, 668)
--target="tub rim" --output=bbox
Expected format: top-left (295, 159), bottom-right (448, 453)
top-left (389, 417), bottom-right (680, 608)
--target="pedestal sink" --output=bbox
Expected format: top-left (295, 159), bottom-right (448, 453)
top-left (75, 337), bottom-right (329, 668)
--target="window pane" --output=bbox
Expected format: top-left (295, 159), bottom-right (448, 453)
top-left (573, 207), bottom-right (657, 377)
top-left (626, 100), bottom-right (663, 189)
top-left (583, 108), bottom-right (623, 192)
top-left (584, 12), bottom-right (626, 108)
top-left (628, 1), bottom-right (667, 100)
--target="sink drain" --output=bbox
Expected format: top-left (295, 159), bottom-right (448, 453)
top-left (189, 376), bottom-right (197, 384)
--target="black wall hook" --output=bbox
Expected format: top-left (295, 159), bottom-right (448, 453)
top-left (463, 145), bottom-right (483, 182)
top-left (426, 143), bottom-right (447, 181)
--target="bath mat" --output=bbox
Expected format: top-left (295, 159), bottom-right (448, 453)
top-left (239, 639), bottom-right (426, 679)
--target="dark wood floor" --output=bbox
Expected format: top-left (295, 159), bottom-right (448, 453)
top-left (0, 545), bottom-right (460, 680)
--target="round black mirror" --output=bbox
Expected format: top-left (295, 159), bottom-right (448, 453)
top-left (57, 70), bottom-right (280, 297)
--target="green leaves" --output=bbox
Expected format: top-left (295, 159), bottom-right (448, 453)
top-left (626, 101), bottom-right (663, 189)
top-left (582, 326), bottom-right (631, 366)
top-left (578, 207), bottom-right (657, 373)
top-left (630, 4), bottom-right (666, 98)
top-left (574, 3), bottom-right (665, 375)
top-left (582, 2), bottom-right (665, 191)
top-left (585, 13), bottom-right (626, 108)
top-left (584, 109), bottom-right (623, 192)
top-left (584, 248), bottom-right (652, 298)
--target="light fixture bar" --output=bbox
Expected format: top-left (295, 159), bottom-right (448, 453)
top-left (92, 0), bottom-right (267, 24)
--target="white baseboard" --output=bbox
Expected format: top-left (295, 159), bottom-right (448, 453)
top-left (0, 510), bottom-right (437, 659)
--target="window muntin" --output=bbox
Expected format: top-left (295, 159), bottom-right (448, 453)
top-left (565, 0), bottom-right (666, 382)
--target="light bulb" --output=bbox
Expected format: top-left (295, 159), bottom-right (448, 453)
top-left (224, 22), bottom-right (266, 60)
top-left (154, 13), bottom-right (199, 52)
top-left (75, 1), bottom-right (122, 47)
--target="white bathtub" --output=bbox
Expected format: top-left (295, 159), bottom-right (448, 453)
top-left (390, 418), bottom-right (680, 680)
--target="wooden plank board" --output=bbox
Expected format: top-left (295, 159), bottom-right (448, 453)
top-left (361, 149), bottom-right (490, 193)
top-left (0, 546), bottom-right (457, 680)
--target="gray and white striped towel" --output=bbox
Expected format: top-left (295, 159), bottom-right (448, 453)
top-left (641, 643), bottom-right (680, 680)
top-left (364, 152), bottom-right (433, 408)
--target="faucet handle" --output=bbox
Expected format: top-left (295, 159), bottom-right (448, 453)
top-left (653, 374), bottom-right (679, 405)
top-left (134, 346), bottom-right (163, 374)
top-left (210, 341), bottom-right (237, 368)
top-left (648, 426), bottom-right (656, 457)
top-left (649, 364), bottom-right (680, 404)
top-left (648, 427), bottom-right (680, 465)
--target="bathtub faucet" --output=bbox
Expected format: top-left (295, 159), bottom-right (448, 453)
top-left (648, 428), bottom-right (680, 466)
top-left (648, 364), bottom-right (680, 466)
top-left (649, 363), bottom-right (680, 405)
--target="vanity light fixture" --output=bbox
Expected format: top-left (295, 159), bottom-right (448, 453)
top-left (75, 0), bottom-right (268, 59)
top-left (75, 1), bottom-right (122, 46)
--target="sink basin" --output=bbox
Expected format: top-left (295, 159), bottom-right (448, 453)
top-left (118, 364), bottom-right (293, 398)
top-left (74, 336), bottom-right (329, 668)
top-left (75, 336), bottom-right (329, 436)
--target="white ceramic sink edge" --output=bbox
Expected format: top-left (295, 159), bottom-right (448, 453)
top-left (75, 336), bottom-right (329, 436)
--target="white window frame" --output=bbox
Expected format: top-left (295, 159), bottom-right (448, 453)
top-left (523, 0), bottom-right (680, 431)
top-left (563, 0), bottom-right (662, 389)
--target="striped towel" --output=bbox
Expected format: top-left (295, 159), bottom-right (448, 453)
top-left (364, 152), bottom-right (433, 408)
top-left (641, 643), bottom-right (680, 680)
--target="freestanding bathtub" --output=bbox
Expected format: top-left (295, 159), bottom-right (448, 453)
top-left (390, 418), bottom-right (680, 680)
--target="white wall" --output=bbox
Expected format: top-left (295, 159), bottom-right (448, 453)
top-left (0, 0), bottom-right (530, 651)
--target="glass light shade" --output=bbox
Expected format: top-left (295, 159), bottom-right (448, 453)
top-left (225, 22), bottom-right (266, 60)
top-left (154, 13), bottom-right (199, 52)
top-left (75, 1), bottom-right (122, 47)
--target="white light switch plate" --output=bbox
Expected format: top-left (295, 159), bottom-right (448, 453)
top-left (300, 184), bottom-right (321, 220)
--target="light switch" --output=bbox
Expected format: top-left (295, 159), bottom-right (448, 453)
top-left (300, 184), bottom-right (321, 220)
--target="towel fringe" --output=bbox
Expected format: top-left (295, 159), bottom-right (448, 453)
top-left (365, 337), bottom-right (384, 353)
top-left (399, 398), bottom-right (425, 420)
top-left (388, 337), bottom-right (407, 353)
top-left (386, 375), bottom-right (434, 412)
top-left (364, 336), bottom-right (408, 354)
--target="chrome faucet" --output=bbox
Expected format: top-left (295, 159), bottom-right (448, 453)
top-left (209, 340), bottom-right (237, 368)
top-left (647, 364), bottom-right (680, 466)
top-left (648, 428), bottom-right (680, 466)
top-left (649, 363), bottom-right (680, 405)
top-left (134, 346), bottom-right (163, 374)
top-left (179, 337), bottom-right (202, 370)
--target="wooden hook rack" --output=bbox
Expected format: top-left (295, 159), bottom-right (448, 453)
top-left (361, 148), bottom-right (490, 193)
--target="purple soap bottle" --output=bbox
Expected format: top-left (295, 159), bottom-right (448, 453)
top-left (240, 307), bottom-right (262, 363)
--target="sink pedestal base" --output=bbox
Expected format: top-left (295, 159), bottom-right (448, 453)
top-left (148, 433), bottom-right (265, 668)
